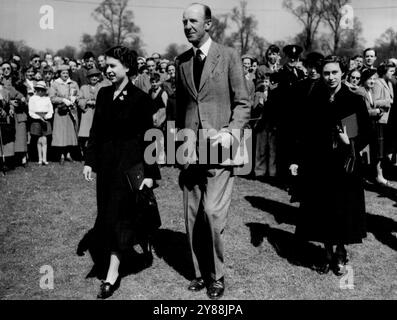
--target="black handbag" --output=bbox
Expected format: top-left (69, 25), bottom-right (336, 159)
top-left (58, 104), bottom-right (69, 116)
top-left (135, 186), bottom-right (161, 233)
top-left (125, 162), bottom-right (145, 192)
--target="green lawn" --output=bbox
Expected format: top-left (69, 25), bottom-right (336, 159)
top-left (0, 163), bottom-right (396, 300)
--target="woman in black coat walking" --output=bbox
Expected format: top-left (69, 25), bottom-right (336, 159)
top-left (290, 56), bottom-right (371, 275)
top-left (83, 46), bottom-right (160, 299)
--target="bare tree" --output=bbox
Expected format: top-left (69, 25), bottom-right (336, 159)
top-left (93, 0), bottom-right (141, 46)
top-left (321, 0), bottom-right (349, 54)
top-left (209, 14), bottom-right (229, 45)
top-left (338, 17), bottom-right (365, 56)
top-left (283, 0), bottom-right (324, 52)
top-left (226, 1), bottom-right (259, 56)
top-left (375, 28), bottom-right (397, 62)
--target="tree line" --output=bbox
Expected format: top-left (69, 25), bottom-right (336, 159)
top-left (0, 0), bottom-right (396, 63)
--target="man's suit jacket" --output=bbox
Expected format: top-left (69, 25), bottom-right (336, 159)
top-left (175, 41), bottom-right (251, 139)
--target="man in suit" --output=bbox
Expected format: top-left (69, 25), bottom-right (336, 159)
top-left (175, 3), bottom-right (251, 299)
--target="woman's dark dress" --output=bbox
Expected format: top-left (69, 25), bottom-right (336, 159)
top-left (293, 82), bottom-right (371, 244)
top-left (84, 81), bottom-right (160, 266)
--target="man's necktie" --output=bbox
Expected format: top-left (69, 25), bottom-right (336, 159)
top-left (193, 49), bottom-right (205, 90)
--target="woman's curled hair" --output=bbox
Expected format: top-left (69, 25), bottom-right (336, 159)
top-left (105, 46), bottom-right (138, 77)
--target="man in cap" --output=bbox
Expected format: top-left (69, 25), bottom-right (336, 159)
top-left (273, 44), bottom-right (305, 183)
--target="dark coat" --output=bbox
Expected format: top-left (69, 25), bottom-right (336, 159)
top-left (84, 81), bottom-right (161, 259)
top-left (293, 82), bottom-right (370, 244)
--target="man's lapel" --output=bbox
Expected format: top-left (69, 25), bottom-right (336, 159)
top-left (181, 48), bottom-right (197, 98)
top-left (199, 42), bottom-right (220, 92)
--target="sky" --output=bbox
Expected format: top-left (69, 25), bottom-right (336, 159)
top-left (0, 0), bottom-right (396, 55)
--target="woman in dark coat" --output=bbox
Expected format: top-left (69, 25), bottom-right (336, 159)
top-left (83, 46), bottom-right (160, 299)
top-left (290, 56), bottom-right (371, 275)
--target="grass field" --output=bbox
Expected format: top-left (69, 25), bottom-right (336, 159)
top-left (0, 162), bottom-right (396, 300)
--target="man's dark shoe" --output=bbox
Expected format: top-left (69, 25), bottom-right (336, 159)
top-left (188, 278), bottom-right (206, 292)
top-left (206, 277), bottom-right (225, 300)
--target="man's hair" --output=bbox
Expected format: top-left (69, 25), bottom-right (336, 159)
top-left (146, 57), bottom-right (155, 63)
top-left (152, 52), bottom-right (161, 59)
top-left (105, 46), bottom-right (137, 76)
top-left (363, 48), bottom-right (377, 57)
top-left (30, 54), bottom-right (40, 61)
top-left (42, 65), bottom-right (54, 74)
top-left (83, 51), bottom-right (95, 61)
top-left (150, 73), bottom-right (160, 82)
top-left (353, 55), bottom-right (362, 60)
top-left (265, 45), bottom-right (280, 59)
top-left (190, 3), bottom-right (212, 20)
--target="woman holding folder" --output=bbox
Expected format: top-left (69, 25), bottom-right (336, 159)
top-left (289, 56), bottom-right (371, 276)
top-left (82, 46), bottom-right (160, 299)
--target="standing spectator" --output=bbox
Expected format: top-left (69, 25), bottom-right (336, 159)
top-left (354, 55), bottom-right (364, 71)
top-left (97, 55), bottom-right (107, 73)
top-left (175, 3), bottom-right (250, 299)
top-left (30, 54), bottom-right (41, 72)
top-left (152, 52), bottom-right (161, 66)
top-left (254, 45), bottom-right (283, 178)
top-left (344, 69), bottom-right (362, 92)
top-left (163, 64), bottom-right (177, 125)
top-left (146, 57), bottom-right (157, 77)
top-left (69, 60), bottom-right (78, 73)
top-left (28, 81), bottom-right (53, 165)
top-left (372, 61), bottom-right (396, 185)
top-left (72, 52), bottom-right (96, 87)
top-left (149, 73), bottom-right (167, 165)
top-left (356, 68), bottom-right (389, 185)
top-left (137, 57), bottom-right (146, 70)
top-left (241, 54), bottom-right (255, 102)
top-left (159, 59), bottom-right (169, 82)
top-left (77, 68), bottom-right (102, 157)
top-left (42, 66), bottom-right (55, 88)
top-left (44, 53), bottom-right (54, 68)
top-left (49, 65), bottom-right (79, 164)
top-left (0, 68), bottom-right (15, 170)
top-left (290, 56), bottom-right (370, 275)
top-left (363, 48), bottom-right (377, 71)
top-left (3, 63), bottom-right (29, 166)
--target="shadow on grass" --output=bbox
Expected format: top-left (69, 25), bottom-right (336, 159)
top-left (245, 195), bottom-right (397, 252)
top-left (151, 228), bottom-right (194, 281)
top-left (76, 228), bottom-right (194, 281)
top-left (246, 222), bottom-right (325, 271)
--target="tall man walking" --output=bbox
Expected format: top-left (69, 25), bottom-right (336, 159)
top-left (175, 3), bottom-right (251, 299)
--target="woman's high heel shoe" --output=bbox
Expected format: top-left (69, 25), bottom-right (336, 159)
top-left (97, 277), bottom-right (121, 299)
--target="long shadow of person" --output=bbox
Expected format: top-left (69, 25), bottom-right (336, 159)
top-left (364, 182), bottom-right (397, 207)
top-left (366, 213), bottom-right (397, 251)
top-left (245, 196), bottom-right (298, 225)
top-left (151, 228), bottom-right (195, 281)
top-left (245, 222), bottom-right (325, 271)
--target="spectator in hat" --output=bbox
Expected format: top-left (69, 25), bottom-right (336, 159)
top-left (345, 69), bottom-right (362, 92)
top-left (77, 68), bottom-right (103, 157)
top-left (137, 57), bottom-right (146, 70)
top-left (159, 59), bottom-right (169, 82)
top-left (49, 64), bottom-right (79, 164)
top-left (274, 44), bottom-right (305, 182)
top-left (146, 57), bottom-right (158, 77)
top-left (28, 81), bottom-right (53, 165)
top-left (241, 54), bottom-right (255, 103)
top-left (72, 52), bottom-right (96, 87)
